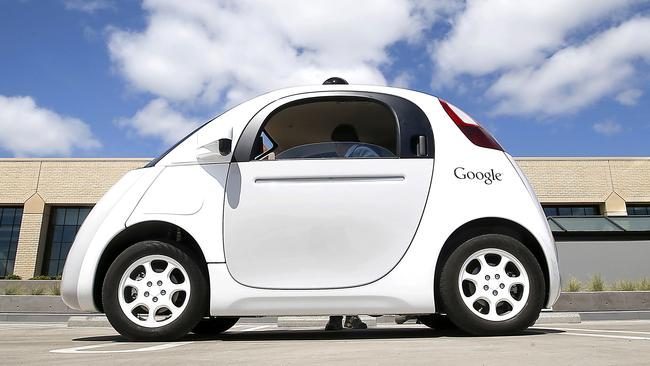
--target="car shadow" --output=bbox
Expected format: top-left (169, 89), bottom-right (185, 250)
top-left (72, 326), bottom-right (563, 343)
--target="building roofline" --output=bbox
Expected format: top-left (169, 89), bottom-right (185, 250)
top-left (0, 158), bottom-right (151, 162)
top-left (514, 157), bottom-right (650, 161)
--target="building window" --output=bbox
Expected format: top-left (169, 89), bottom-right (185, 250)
top-left (627, 204), bottom-right (650, 216)
top-left (542, 205), bottom-right (600, 217)
top-left (0, 207), bottom-right (23, 278)
top-left (42, 207), bottom-right (91, 277)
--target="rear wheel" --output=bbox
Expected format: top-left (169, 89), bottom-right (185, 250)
top-left (192, 317), bottom-right (239, 335)
top-left (102, 241), bottom-right (208, 341)
top-left (439, 234), bottom-right (544, 335)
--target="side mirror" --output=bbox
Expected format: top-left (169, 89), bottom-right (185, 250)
top-left (197, 138), bottom-right (232, 162)
top-left (217, 138), bottom-right (232, 156)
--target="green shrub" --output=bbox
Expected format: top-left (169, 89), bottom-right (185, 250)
top-left (4, 285), bottom-right (22, 295)
top-left (587, 274), bottom-right (605, 292)
top-left (29, 275), bottom-right (53, 280)
top-left (30, 286), bottom-right (46, 295)
top-left (612, 280), bottom-right (636, 291)
top-left (564, 278), bottom-right (582, 292)
top-left (638, 278), bottom-right (650, 291)
top-left (50, 283), bottom-right (61, 296)
top-left (4, 274), bottom-right (22, 280)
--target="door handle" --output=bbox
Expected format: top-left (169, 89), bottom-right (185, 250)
top-left (254, 176), bottom-right (405, 183)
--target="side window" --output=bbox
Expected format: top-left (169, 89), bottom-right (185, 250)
top-left (254, 98), bottom-right (398, 160)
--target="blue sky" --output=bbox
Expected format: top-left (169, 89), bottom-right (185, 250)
top-left (1, 0), bottom-right (649, 158)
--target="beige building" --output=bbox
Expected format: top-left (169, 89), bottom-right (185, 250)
top-left (1, 157), bottom-right (649, 279)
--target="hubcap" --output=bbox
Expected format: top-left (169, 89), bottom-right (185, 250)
top-left (118, 255), bottom-right (191, 328)
top-left (458, 248), bottom-right (530, 321)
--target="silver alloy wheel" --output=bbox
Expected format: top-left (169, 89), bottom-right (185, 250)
top-left (458, 248), bottom-right (530, 321)
top-left (118, 254), bottom-right (191, 328)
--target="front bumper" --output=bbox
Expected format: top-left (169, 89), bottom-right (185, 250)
top-left (61, 168), bottom-right (157, 311)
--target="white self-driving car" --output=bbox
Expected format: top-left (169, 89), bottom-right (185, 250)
top-left (61, 78), bottom-right (560, 341)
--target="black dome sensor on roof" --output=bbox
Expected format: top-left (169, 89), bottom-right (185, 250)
top-left (323, 77), bottom-right (348, 85)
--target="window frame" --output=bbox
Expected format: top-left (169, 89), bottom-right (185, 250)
top-left (0, 206), bottom-right (23, 277)
top-left (233, 91), bottom-right (433, 162)
top-left (542, 204), bottom-right (601, 217)
top-left (627, 204), bottom-right (650, 216)
top-left (41, 206), bottom-right (92, 277)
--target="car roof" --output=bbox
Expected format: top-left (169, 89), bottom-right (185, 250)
top-left (254, 83), bottom-right (436, 103)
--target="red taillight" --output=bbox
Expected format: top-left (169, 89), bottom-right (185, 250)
top-left (439, 99), bottom-right (503, 151)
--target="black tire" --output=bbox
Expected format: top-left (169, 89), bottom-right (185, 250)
top-left (102, 240), bottom-right (208, 341)
top-left (192, 317), bottom-right (239, 335)
top-left (417, 314), bottom-right (455, 330)
top-left (439, 234), bottom-right (545, 335)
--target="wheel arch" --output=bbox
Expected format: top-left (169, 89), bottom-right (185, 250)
top-left (93, 220), bottom-right (208, 312)
top-left (433, 217), bottom-right (550, 312)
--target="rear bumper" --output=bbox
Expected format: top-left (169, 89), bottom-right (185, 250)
top-left (504, 153), bottom-right (561, 308)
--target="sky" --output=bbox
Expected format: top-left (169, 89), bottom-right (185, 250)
top-left (1, 0), bottom-right (650, 158)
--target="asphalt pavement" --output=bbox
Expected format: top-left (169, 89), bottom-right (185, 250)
top-left (2, 320), bottom-right (650, 365)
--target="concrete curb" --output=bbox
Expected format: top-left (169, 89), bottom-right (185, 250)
top-left (68, 316), bottom-right (111, 328)
top-left (0, 312), bottom-right (81, 322)
top-left (554, 291), bottom-right (650, 311)
top-left (534, 312), bottom-right (581, 324)
top-left (579, 310), bottom-right (650, 321)
top-left (0, 295), bottom-right (86, 313)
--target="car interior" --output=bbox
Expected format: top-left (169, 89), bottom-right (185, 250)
top-left (254, 98), bottom-right (398, 160)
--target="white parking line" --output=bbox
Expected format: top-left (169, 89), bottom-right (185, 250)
top-left (561, 332), bottom-right (650, 341)
top-left (542, 327), bottom-right (650, 336)
top-left (533, 326), bottom-right (650, 341)
top-left (237, 325), bottom-right (274, 332)
top-left (230, 324), bottom-right (249, 329)
top-left (50, 341), bottom-right (193, 354)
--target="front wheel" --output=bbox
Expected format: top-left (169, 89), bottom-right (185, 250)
top-left (439, 234), bottom-right (545, 335)
top-left (102, 241), bottom-right (208, 341)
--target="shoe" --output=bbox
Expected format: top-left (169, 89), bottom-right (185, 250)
top-left (395, 315), bottom-right (417, 324)
top-left (394, 315), bottom-right (408, 324)
top-left (325, 316), bottom-right (343, 331)
top-left (344, 316), bottom-right (368, 329)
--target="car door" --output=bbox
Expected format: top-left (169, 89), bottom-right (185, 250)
top-left (223, 92), bottom-right (434, 289)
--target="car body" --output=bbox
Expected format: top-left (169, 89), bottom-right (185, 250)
top-left (61, 80), bottom-right (561, 340)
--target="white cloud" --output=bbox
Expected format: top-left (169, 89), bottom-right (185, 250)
top-left (107, 0), bottom-right (459, 143)
top-left (0, 95), bottom-right (100, 157)
top-left (390, 72), bottom-right (414, 89)
top-left (108, 0), bottom-right (452, 108)
top-left (63, 0), bottom-right (113, 13)
top-left (107, 0), bottom-right (650, 141)
top-left (488, 17), bottom-right (650, 115)
top-left (117, 98), bottom-right (200, 145)
top-left (593, 120), bottom-right (623, 135)
top-left (434, 0), bottom-right (636, 80)
top-left (616, 88), bottom-right (643, 106)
